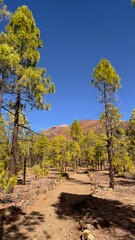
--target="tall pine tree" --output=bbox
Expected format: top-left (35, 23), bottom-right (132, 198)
top-left (91, 58), bottom-right (121, 189)
top-left (2, 6), bottom-right (55, 179)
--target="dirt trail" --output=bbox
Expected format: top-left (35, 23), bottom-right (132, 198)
top-left (2, 172), bottom-right (91, 240)
top-left (1, 171), bottom-right (135, 240)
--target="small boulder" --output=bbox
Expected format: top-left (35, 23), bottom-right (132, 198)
top-left (81, 229), bottom-right (95, 240)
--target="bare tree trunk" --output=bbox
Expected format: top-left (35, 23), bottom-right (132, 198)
top-left (107, 142), bottom-right (114, 189)
top-left (23, 156), bottom-right (27, 185)
top-left (104, 83), bottom-right (114, 189)
top-left (9, 88), bottom-right (21, 179)
top-left (0, 76), bottom-right (4, 114)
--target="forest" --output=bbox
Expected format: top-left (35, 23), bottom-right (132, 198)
top-left (0, 1), bottom-right (135, 240)
top-left (0, 1), bottom-right (135, 193)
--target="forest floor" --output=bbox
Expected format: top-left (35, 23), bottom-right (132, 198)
top-left (0, 168), bottom-right (135, 240)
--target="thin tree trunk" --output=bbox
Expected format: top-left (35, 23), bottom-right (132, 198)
top-left (9, 88), bottom-right (21, 179)
top-left (98, 160), bottom-right (100, 171)
top-left (107, 142), bottom-right (114, 189)
top-left (23, 156), bottom-right (27, 185)
top-left (64, 159), bottom-right (66, 173)
top-left (74, 159), bottom-right (77, 172)
top-left (0, 85), bottom-right (2, 114)
top-left (0, 76), bottom-right (4, 114)
top-left (100, 160), bottom-right (103, 171)
top-left (104, 83), bottom-right (114, 189)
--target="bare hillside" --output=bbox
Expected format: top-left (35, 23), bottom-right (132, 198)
top-left (42, 119), bottom-right (128, 139)
top-left (42, 120), bottom-right (104, 139)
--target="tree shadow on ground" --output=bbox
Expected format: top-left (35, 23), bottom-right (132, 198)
top-left (116, 180), bottom-right (135, 187)
top-left (69, 177), bottom-right (91, 185)
top-left (52, 193), bottom-right (135, 236)
top-left (0, 206), bottom-right (51, 240)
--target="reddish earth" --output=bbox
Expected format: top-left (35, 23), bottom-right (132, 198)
top-left (42, 119), bottom-right (128, 139)
top-left (0, 169), bottom-right (135, 240)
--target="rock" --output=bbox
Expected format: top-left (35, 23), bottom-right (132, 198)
top-left (20, 199), bottom-right (25, 205)
top-left (81, 229), bottom-right (95, 240)
top-left (87, 233), bottom-right (95, 240)
top-left (85, 223), bottom-right (93, 231)
top-left (92, 219), bottom-right (100, 229)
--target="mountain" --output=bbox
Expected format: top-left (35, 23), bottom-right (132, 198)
top-left (42, 119), bottom-right (128, 139)
top-left (42, 119), bottom-right (106, 139)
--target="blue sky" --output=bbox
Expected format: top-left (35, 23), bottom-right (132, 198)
top-left (2, 0), bottom-right (135, 131)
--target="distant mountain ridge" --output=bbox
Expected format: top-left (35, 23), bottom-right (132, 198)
top-left (42, 119), bottom-right (105, 139)
top-left (42, 119), bottom-right (128, 139)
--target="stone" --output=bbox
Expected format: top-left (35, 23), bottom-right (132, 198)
top-left (85, 223), bottom-right (93, 231)
top-left (92, 219), bottom-right (100, 229)
top-left (87, 233), bottom-right (95, 240)
top-left (81, 229), bottom-right (95, 240)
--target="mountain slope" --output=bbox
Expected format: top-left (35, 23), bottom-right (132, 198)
top-left (42, 119), bottom-right (128, 139)
top-left (42, 119), bottom-right (104, 139)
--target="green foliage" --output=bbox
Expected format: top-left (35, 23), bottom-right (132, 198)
top-left (100, 104), bottom-right (121, 132)
top-left (34, 135), bottom-right (51, 162)
top-left (0, 5), bottom-right (55, 178)
top-left (70, 119), bottom-right (83, 142)
top-left (91, 58), bottom-right (120, 93)
top-left (80, 131), bottom-right (97, 164)
top-left (51, 135), bottom-right (68, 174)
top-left (32, 165), bottom-right (48, 179)
top-left (0, 115), bottom-right (10, 169)
top-left (3, 5), bottom-right (55, 111)
top-left (0, 169), bottom-right (17, 193)
top-left (69, 140), bottom-right (81, 171)
top-left (0, 0), bottom-right (11, 21)
top-left (126, 109), bottom-right (135, 164)
top-left (91, 58), bottom-right (121, 189)
top-left (111, 130), bottom-right (134, 177)
top-left (0, 115), bottom-right (16, 192)
top-left (128, 166), bottom-right (135, 179)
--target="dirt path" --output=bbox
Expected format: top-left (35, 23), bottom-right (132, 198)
top-left (2, 172), bottom-right (91, 240)
top-left (1, 171), bottom-right (135, 240)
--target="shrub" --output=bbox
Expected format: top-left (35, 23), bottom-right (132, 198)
top-left (0, 170), bottom-right (17, 193)
top-left (32, 165), bottom-right (48, 179)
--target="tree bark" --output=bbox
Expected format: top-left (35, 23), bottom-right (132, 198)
top-left (107, 142), bottom-right (114, 189)
top-left (104, 83), bottom-right (114, 189)
top-left (9, 87), bottom-right (21, 178)
top-left (0, 76), bottom-right (4, 114)
top-left (23, 156), bottom-right (27, 185)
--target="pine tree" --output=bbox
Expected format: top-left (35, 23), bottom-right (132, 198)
top-left (69, 140), bottom-right (81, 172)
top-left (70, 119), bottom-right (83, 142)
top-left (91, 58), bottom-right (121, 189)
top-left (126, 109), bottom-right (135, 165)
top-left (0, 0), bottom-right (12, 113)
top-left (1, 6), bottom-right (55, 179)
top-left (51, 135), bottom-right (67, 176)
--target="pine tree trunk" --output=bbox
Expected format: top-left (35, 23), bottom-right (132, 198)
top-left (9, 89), bottom-right (21, 178)
top-left (104, 83), bottom-right (114, 189)
top-left (74, 159), bottom-right (77, 172)
top-left (23, 157), bottom-right (27, 185)
top-left (0, 75), bottom-right (6, 114)
top-left (0, 77), bottom-right (3, 114)
top-left (107, 143), bottom-right (114, 189)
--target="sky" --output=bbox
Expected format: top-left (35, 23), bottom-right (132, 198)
top-left (1, 0), bottom-right (135, 131)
